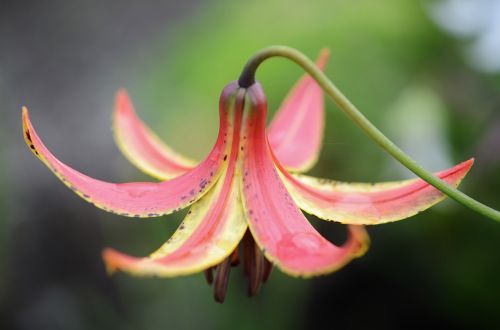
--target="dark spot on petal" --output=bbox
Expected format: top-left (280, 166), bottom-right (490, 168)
top-left (223, 155), bottom-right (228, 161)
top-left (83, 194), bottom-right (90, 199)
top-left (190, 189), bottom-right (195, 196)
top-left (25, 131), bottom-right (32, 142)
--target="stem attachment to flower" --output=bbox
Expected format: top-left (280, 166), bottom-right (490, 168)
top-left (238, 45), bottom-right (500, 221)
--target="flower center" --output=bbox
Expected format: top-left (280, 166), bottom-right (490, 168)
top-left (204, 230), bottom-right (273, 303)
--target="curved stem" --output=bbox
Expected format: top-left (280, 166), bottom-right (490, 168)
top-left (239, 45), bottom-right (500, 221)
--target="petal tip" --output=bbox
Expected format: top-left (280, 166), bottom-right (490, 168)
top-left (114, 89), bottom-right (132, 115)
top-left (22, 106), bottom-right (30, 125)
top-left (464, 157), bottom-right (475, 169)
top-left (348, 225), bottom-right (370, 258)
top-left (102, 248), bottom-right (128, 273)
top-left (447, 158), bottom-right (475, 183)
top-left (22, 109), bottom-right (37, 153)
top-left (116, 88), bottom-right (129, 99)
top-left (317, 48), bottom-right (330, 69)
top-left (102, 248), bottom-right (167, 277)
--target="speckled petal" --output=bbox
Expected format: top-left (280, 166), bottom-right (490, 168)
top-left (278, 159), bottom-right (474, 225)
top-left (102, 87), bottom-right (248, 276)
top-left (113, 90), bottom-right (196, 180)
top-left (112, 50), bottom-right (328, 179)
top-left (103, 166), bottom-right (247, 276)
top-left (267, 49), bottom-right (329, 172)
top-left (241, 84), bottom-right (369, 277)
top-left (22, 83), bottom-right (239, 217)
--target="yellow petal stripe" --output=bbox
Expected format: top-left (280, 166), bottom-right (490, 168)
top-left (102, 86), bottom-right (248, 276)
top-left (102, 170), bottom-right (247, 277)
top-left (279, 159), bottom-right (474, 225)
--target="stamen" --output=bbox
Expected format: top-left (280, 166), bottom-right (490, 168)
top-left (248, 245), bottom-right (264, 297)
top-left (230, 248), bottom-right (240, 267)
top-left (242, 230), bottom-right (254, 277)
top-left (262, 258), bottom-right (273, 283)
top-left (213, 256), bottom-right (232, 303)
top-left (204, 267), bottom-right (214, 285)
top-left (242, 230), bottom-right (265, 296)
top-left (208, 232), bottom-right (271, 302)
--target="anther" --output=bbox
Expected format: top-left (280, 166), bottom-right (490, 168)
top-left (213, 256), bottom-right (232, 303)
top-left (204, 267), bottom-right (214, 285)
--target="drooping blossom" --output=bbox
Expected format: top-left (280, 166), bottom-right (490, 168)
top-left (23, 50), bottom-right (473, 302)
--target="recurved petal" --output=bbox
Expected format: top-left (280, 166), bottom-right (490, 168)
top-left (113, 90), bottom-right (196, 180)
top-left (102, 88), bottom-right (248, 277)
top-left (279, 159), bottom-right (474, 225)
top-left (241, 84), bottom-right (369, 277)
top-left (22, 85), bottom-right (236, 217)
top-left (102, 168), bottom-right (247, 276)
top-left (267, 49), bottom-right (329, 172)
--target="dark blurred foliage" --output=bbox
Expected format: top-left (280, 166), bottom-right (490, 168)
top-left (0, 0), bottom-right (499, 329)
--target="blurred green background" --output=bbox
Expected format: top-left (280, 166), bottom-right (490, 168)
top-left (1, 0), bottom-right (499, 329)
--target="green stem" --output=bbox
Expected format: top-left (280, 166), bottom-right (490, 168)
top-left (239, 45), bottom-right (500, 221)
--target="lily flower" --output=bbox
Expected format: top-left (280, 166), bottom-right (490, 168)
top-left (23, 50), bottom-right (473, 302)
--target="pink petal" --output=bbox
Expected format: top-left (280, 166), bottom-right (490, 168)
top-left (111, 49), bottom-right (327, 179)
top-left (103, 88), bottom-right (248, 276)
top-left (267, 49), bottom-right (329, 172)
top-left (113, 90), bottom-right (196, 180)
top-left (241, 84), bottom-right (369, 277)
top-left (22, 83), bottom-right (238, 217)
top-left (278, 158), bottom-right (474, 224)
